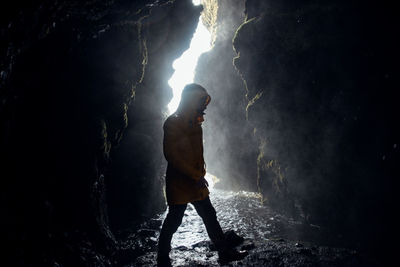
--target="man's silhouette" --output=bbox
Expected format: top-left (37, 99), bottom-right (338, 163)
top-left (157, 83), bottom-right (248, 266)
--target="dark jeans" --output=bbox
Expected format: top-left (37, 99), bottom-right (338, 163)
top-left (158, 196), bottom-right (226, 256)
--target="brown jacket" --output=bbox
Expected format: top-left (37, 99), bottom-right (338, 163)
top-left (163, 114), bottom-right (209, 205)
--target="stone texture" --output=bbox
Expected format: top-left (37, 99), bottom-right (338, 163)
top-left (195, 0), bottom-right (259, 192)
top-left (1, 0), bottom-right (398, 265)
top-left (0, 0), bottom-right (202, 265)
top-left (232, 0), bottom-right (399, 259)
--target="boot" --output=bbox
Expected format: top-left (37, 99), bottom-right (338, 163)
top-left (218, 248), bottom-right (248, 265)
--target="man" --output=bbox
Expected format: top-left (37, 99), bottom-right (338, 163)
top-left (157, 83), bottom-right (248, 266)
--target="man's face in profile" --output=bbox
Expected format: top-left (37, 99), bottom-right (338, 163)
top-left (196, 95), bottom-right (210, 125)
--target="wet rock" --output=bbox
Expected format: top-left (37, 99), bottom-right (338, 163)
top-left (297, 247), bottom-right (312, 256)
top-left (232, 1), bottom-right (399, 261)
top-left (127, 189), bottom-right (376, 266)
top-left (1, 0), bottom-right (203, 264)
top-left (176, 246), bottom-right (190, 251)
top-left (241, 242), bottom-right (256, 251)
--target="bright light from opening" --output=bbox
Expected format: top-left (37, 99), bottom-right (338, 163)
top-left (167, 1), bottom-right (211, 114)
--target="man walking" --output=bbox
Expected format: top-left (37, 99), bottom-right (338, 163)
top-left (157, 83), bottom-right (248, 266)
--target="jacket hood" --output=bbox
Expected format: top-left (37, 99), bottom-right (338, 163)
top-left (176, 83), bottom-right (211, 119)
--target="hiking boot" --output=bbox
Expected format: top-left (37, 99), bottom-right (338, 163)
top-left (218, 249), bottom-right (248, 265)
top-left (157, 254), bottom-right (172, 267)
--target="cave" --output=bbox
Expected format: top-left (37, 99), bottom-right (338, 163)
top-left (1, 0), bottom-right (398, 266)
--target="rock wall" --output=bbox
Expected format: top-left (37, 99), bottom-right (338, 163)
top-left (1, 0), bottom-right (399, 263)
top-left (0, 0), bottom-right (201, 264)
top-left (195, 0), bottom-right (259, 191)
top-left (232, 0), bottom-right (398, 253)
top-left (107, 0), bottom-right (201, 231)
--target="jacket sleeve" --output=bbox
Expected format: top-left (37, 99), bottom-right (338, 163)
top-left (163, 120), bottom-right (203, 181)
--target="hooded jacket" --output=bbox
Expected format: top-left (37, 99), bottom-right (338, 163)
top-left (163, 84), bottom-right (211, 205)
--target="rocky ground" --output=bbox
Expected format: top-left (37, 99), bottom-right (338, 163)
top-left (115, 188), bottom-right (378, 267)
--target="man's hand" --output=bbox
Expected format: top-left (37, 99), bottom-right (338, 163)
top-left (196, 176), bottom-right (209, 188)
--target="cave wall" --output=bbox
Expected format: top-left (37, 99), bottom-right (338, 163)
top-left (0, 0), bottom-right (201, 264)
top-left (195, 0), bottom-right (259, 191)
top-left (232, 0), bottom-right (399, 252)
top-left (107, 0), bottom-right (202, 230)
top-left (2, 0), bottom-right (399, 263)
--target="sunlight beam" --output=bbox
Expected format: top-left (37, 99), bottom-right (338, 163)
top-left (167, 1), bottom-right (212, 114)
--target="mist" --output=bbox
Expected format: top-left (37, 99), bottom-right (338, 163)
top-left (195, 0), bottom-right (259, 192)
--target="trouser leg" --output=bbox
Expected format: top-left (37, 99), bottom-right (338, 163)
top-left (158, 204), bottom-right (187, 256)
top-left (192, 197), bottom-right (227, 251)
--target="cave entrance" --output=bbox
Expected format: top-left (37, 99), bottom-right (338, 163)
top-left (166, 0), bottom-right (218, 188)
top-left (167, 0), bottom-right (212, 114)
